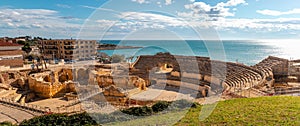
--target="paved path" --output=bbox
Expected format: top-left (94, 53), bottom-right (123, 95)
top-left (0, 104), bottom-right (41, 124)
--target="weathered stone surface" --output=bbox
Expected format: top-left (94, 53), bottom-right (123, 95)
top-left (96, 74), bottom-right (146, 90)
top-left (182, 72), bottom-right (202, 80)
top-left (171, 71), bottom-right (180, 77)
top-left (28, 68), bottom-right (77, 98)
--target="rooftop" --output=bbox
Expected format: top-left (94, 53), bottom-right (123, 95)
top-left (0, 41), bottom-right (22, 47)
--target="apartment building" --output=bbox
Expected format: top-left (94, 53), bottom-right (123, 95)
top-left (38, 39), bottom-right (97, 61)
top-left (0, 40), bottom-right (24, 67)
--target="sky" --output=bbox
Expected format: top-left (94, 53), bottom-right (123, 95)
top-left (0, 0), bottom-right (300, 40)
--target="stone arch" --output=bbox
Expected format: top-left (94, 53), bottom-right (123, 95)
top-left (150, 79), bottom-right (157, 85)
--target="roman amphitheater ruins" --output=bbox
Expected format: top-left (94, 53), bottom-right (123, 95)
top-left (130, 53), bottom-right (290, 97)
top-left (1, 52), bottom-right (299, 123)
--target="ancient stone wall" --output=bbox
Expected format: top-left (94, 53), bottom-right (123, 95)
top-left (97, 75), bottom-right (147, 91)
top-left (0, 71), bottom-right (28, 89)
top-left (28, 68), bottom-right (79, 98)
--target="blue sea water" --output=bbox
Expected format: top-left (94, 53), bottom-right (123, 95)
top-left (98, 40), bottom-right (298, 66)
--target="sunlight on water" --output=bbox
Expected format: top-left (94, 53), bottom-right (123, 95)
top-left (258, 39), bottom-right (300, 60)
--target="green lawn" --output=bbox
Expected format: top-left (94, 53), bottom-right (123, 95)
top-left (108, 96), bottom-right (300, 126)
top-left (179, 96), bottom-right (300, 125)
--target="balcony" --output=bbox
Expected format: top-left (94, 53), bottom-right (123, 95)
top-left (65, 51), bottom-right (74, 55)
top-left (64, 46), bottom-right (76, 50)
top-left (64, 42), bottom-right (76, 45)
top-left (64, 47), bottom-right (76, 50)
top-left (44, 47), bottom-right (58, 50)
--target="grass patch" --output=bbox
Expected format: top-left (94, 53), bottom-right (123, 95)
top-left (176, 96), bottom-right (300, 125)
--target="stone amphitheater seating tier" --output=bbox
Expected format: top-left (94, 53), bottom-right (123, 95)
top-left (131, 53), bottom-right (289, 93)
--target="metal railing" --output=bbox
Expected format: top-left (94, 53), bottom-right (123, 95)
top-left (0, 97), bottom-right (47, 114)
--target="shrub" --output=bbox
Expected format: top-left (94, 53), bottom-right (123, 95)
top-left (0, 121), bottom-right (15, 126)
top-left (170, 99), bottom-right (193, 109)
top-left (19, 113), bottom-right (97, 126)
top-left (152, 101), bottom-right (171, 113)
top-left (121, 106), bottom-right (153, 116)
top-left (89, 111), bottom-right (137, 124)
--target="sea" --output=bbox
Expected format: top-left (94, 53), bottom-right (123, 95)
top-left (98, 40), bottom-right (300, 66)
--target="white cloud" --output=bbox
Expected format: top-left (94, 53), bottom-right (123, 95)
top-left (165, 0), bottom-right (173, 5)
top-left (131, 0), bottom-right (150, 4)
top-left (257, 8), bottom-right (300, 16)
top-left (80, 5), bottom-right (97, 9)
top-left (117, 12), bottom-right (186, 27)
top-left (157, 2), bottom-right (162, 7)
top-left (205, 18), bottom-right (300, 32)
top-left (79, 10), bottom-right (300, 39)
top-left (80, 5), bottom-right (120, 13)
top-left (96, 11), bottom-right (300, 35)
top-left (0, 9), bottom-right (81, 38)
top-left (217, 0), bottom-right (247, 7)
top-left (56, 4), bottom-right (71, 9)
top-left (181, 0), bottom-right (247, 18)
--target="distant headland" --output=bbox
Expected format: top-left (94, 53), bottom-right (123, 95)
top-left (98, 43), bottom-right (142, 50)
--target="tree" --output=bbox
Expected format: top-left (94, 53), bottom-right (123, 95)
top-left (152, 101), bottom-right (170, 112)
top-left (22, 42), bottom-right (32, 53)
top-left (17, 40), bottom-right (25, 45)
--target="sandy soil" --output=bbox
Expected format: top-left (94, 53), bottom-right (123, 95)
top-left (129, 88), bottom-right (195, 102)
